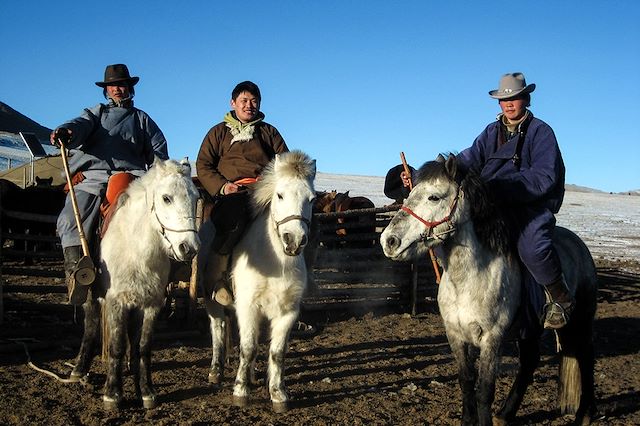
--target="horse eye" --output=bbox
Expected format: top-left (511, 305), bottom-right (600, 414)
top-left (163, 195), bottom-right (172, 204)
top-left (277, 193), bottom-right (284, 200)
top-left (428, 195), bottom-right (440, 202)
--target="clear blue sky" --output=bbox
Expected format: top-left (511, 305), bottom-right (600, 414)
top-left (2, 0), bottom-right (638, 192)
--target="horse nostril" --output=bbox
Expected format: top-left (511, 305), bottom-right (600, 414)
top-left (386, 235), bottom-right (400, 250)
top-left (282, 233), bottom-right (292, 245)
top-left (179, 242), bottom-right (194, 258)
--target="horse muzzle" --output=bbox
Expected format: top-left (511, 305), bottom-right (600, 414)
top-left (172, 235), bottom-right (200, 262)
top-left (282, 232), bottom-right (307, 256)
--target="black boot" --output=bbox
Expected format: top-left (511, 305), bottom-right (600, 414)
top-left (64, 245), bottom-right (91, 305)
top-left (542, 275), bottom-right (575, 329)
top-left (210, 253), bottom-right (233, 306)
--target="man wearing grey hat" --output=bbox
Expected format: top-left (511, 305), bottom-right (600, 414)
top-left (50, 64), bottom-right (169, 305)
top-left (456, 72), bottom-right (574, 330)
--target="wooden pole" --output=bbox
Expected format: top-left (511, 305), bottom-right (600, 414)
top-left (400, 152), bottom-right (442, 284)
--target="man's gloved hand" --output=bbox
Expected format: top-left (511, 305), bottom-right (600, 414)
top-left (50, 127), bottom-right (72, 147)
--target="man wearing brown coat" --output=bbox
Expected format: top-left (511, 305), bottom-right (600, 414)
top-left (196, 81), bottom-right (288, 305)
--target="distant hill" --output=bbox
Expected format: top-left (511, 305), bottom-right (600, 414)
top-left (565, 183), bottom-right (604, 194)
top-left (0, 101), bottom-right (51, 141)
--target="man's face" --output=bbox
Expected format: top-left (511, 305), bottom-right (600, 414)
top-left (231, 91), bottom-right (260, 123)
top-left (106, 84), bottom-right (131, 102)
top-left (499, 97), bottom-right (527, 121)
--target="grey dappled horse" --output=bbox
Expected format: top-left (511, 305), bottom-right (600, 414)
top-left (199, 150), bottom-right (316, 412)
top-left (69, 158), bottom-right (200, 410)
top-left (381, 154), bottom-right (597, 426)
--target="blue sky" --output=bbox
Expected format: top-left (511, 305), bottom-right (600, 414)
top-left (2, 1), bottom-right (638, 192)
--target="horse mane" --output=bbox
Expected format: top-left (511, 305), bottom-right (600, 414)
top-left (416, 154), bottom-right (511, 255)
top-left (252, 150), bottom-right (316, 215)
top-left (114, 158), bottom-right (192, 210)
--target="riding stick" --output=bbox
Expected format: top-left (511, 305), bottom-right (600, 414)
top-left (400, 152), bottom-right (442, 284)
top-left (58, 139), bottom-right (96, 286)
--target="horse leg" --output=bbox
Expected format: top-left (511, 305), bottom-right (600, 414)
top-left (475, 335), bottom-right (503, 426)
top-left (232, 307), bottom-right (260, 408)
top-left (267, 310), bottom-right (298, 413)
top-left (70, 297), bottom-right (101, 380)
top-left (103, 297), bottom-right (128, 410)
top-left (137, 306), bottom-right (161, 409)
top-left (449, 338), bottom-right (478, 425)
top-left (494, 336), bottom-right (540, 425)
top-left (127, 309), bottom-right (143, 402)
top-left (203, 296), bottom-right (226, 385)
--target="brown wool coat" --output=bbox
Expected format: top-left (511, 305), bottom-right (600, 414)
top-left (196, 121), bottom-right (288, 197)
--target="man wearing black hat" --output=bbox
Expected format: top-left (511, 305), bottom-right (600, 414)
top-left (50, 64), bottom-right (169, 305)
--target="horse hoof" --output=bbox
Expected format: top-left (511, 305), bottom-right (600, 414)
top-left (142, 395), bottom-right (158, 409)
top-left (272, 401), bottom-right (289, 413)
top-left (102, 395), bottom-right (121, 411)
top-left (232, 395), bottom-right (249, 408)
top-left (492, 416), bottom-right (508, 426)
top-left (208, 372), bottom-right (222, 385)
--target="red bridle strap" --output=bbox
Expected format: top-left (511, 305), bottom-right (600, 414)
top-left (400, 189), bottom-right (460, 231)
top-left (401, 205), bottom-right (451, 228)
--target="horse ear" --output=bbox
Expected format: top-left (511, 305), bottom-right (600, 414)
top-left (179, 157), bottom-right (192, 177)
top-left (444, 154), bottom-right (458, 180)
top-left (152, 155), bottom-right (164, 169)
top-left (436, 153), bottom-right (446, 163)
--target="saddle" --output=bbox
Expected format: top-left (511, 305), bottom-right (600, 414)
top-left (100, 173), bottom-right (136, 238)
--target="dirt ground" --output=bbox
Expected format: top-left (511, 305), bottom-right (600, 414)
top-left (1, 257), bottom-right (639, 426)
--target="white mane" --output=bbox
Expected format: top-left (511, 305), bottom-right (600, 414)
top-left (252, 150), bottom-right (316, 216)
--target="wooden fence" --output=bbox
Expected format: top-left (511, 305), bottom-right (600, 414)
top-left (0, 190), bottom-right (438, 324)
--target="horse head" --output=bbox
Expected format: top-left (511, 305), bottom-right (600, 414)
top-left (144, 158), bottom-right (201, 262)
top-left (381, 154), bottom-right (465, 261)
top-left (253, 151), bottom-right (316, 256)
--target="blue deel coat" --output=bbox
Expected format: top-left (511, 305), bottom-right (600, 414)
top-left (457, 112), bottom-right (565, 215)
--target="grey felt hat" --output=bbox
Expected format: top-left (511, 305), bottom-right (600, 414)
top-left (489, 72), bottom-right (535, 99)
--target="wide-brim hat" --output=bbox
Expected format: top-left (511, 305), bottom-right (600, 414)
top-left (489, 72), bottom-right (535, 99)
top-left (95, 64), bottom-right (139, 87)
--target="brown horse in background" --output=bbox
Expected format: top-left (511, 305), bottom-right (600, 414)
top-left (314, 190), bottom-right (376, 248)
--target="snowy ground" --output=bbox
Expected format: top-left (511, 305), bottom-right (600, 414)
top-left (315, 172), bottom-right (640, 262)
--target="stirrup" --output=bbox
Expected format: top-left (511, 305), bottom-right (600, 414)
top-left (542, 301), bottom-right (573, 330)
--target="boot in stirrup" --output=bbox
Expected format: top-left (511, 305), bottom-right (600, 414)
top-left (542, 275), bottom-right (575, 329)
top-left (64, 246), bottom-right (92, 305)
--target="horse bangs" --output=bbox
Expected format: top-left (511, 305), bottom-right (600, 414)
top-left (415, 160), bottom-right (449, 186)
top-left (251, 150), bottom-right (315, 215)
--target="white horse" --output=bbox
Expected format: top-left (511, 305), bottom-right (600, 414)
top-left (200, 150), bottom-right (316, 413)
top-left (381, 154), bottom-right (597, 425)
top-left (74, 158), bottom-right (200, 410)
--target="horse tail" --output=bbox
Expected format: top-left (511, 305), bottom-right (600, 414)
top-left (558, 353), bottom-right (581, 414)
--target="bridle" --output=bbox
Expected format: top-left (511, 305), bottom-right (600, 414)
top-left (150, 193), bottom-right (198, 259)
top-left (274, 214), bottom-right (311, 231)
top-left (400, 186), bottom-right (461, 242)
